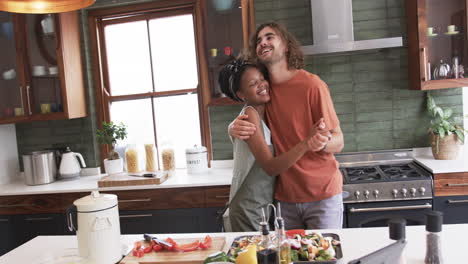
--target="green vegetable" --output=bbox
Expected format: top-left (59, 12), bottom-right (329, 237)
top-left (203, 251), bottom-right (234, 263)
top-left (299, 250), bottom-right (308, 261)
top-left (317, 249), bottom-right (332, 260)
top-left (291, 249), bottom-right (299, 261)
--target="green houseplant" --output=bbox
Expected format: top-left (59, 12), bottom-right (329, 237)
top-left (427, 93), bottom-right (465, 160)
top-left (96, 122), bottom-right (127, 174)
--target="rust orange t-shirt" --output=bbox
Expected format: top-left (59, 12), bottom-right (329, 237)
top-left (266, 69), bottom-right (343, 203)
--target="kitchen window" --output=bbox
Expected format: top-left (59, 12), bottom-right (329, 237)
top-left (88, 1), bottom-right (211, 169)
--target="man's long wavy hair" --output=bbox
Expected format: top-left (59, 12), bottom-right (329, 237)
top-left (249, 22), bottom-right (304, 70)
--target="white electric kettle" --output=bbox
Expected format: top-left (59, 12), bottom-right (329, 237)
top-left (59, 147), bottom-right (86, 179)
top-left (66, 191), bottom-right (122, 264)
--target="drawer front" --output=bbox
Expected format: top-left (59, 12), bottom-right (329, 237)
top-left (205, 186), bottom-right (230, 207)
top-left (433, 195), bottom-right (468, 224)
top-left (0, 194), bottom-right (64, 215)
top-left (103, 187), bottom-right (205, 210)
top-left (434, 172), bottom-right (468, 196)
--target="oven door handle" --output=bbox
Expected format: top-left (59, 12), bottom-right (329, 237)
top-left (349, 203), bottom-right (432, 213)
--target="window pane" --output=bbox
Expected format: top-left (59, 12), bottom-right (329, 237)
top-left (110, 98), bottom-right (155, 151)
top-left (104, 21), bottom-right (153, 96)
top-left (149, 14), bottom-right (198, 92)
top-left (154, 94), bottom-right (201, 168)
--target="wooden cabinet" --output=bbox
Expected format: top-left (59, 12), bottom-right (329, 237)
top-left (0, 11), bottom-right (86, 124)
top-left (0, 185), bottom-right (230, 254)
top-left (200, 0), bottom-right (254, 106)
top-left (433, 195), bottom-right (468, 224)
top-left (405, 0), bottom-right (468, 90)
top-left (433, 172), bottom-right (468, 196)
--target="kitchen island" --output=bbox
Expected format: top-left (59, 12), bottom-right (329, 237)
top-left (0, 224), bottom-right (467, 263)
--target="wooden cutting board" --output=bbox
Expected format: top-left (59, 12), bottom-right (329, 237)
top-left (97, 171), bottom-right (169, 187)
top-left (119, 237), bottom-right (226, 264)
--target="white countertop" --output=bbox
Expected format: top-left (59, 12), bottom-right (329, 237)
top-left (0, 167), bottom-right (233, 196)
top-left (1, 224), bottom-right (466, 263)
top-left (413, 147), bottom-right (468, 174)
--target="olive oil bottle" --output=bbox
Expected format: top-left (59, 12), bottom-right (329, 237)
top-left (275, 203), bottom-right (291, 264)
top-left (257, 208), bottom-right (278, 264)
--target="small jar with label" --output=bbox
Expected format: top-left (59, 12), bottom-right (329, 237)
top-left (160, 142), bottom-right (175, 171)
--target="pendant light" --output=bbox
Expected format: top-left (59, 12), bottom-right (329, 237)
top-left (0, 0), bottom-right (95, 14)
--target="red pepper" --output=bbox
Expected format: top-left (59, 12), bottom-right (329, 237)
top-left (198, 235), bottom-right (212, 249)
top-left (153, 244), bottom-right (163, 252)
top-left (132, 248), bottom-right (144, 257)
top-left (143, 246), bottom-right (153, 254)
top-left (174, 240), bottom-right (201, 252)
top-left (163, 237), bottom-right (177, 251)
top-left (285, 229), bottom-right (306, 238)
top-left (134, 241), bottom-right (142, 250)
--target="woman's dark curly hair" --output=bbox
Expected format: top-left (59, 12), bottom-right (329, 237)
top-left (218, 59), bottom-right (269, 102)
top-left (249, 22), bottom-right (304, 70)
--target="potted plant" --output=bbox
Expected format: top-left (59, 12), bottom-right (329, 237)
top-left (427, 93), bottom-right (465, 160)
top-left (96, 122), bottom-right (127, 174)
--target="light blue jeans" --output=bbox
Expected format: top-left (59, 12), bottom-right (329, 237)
top-left (278, 193), bottom-right (343, 230)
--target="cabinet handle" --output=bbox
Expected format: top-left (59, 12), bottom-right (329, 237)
top-left (349, 203), bottom-right (432, 213)
top-left (214, 195), bottom-right (230, 199)
top-left (446, 183), bottom-right (468, 187)
top-left (0, 203), bottom-right (36, 208)
top-left (25, 217), bottom-right (53, 221)
top-left (26, 85), bottom-right (32, 115)
top-left (422, 47), bottom-right (428, 81)
top-left (448, 199), bottom-right (468, 204)
top-left (120, 214), bottom-right (153, 219)
top-left (119, 198), bottom-right (152, 203)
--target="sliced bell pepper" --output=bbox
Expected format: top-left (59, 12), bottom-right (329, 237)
top-left (285, 229), bottom-right (306, 238)
top-left (199, 235), bottom-right (212, 249)
top-left (163, 237), bottom-right (177, 251)
top-left (153, 244), bottom-right (163, 252)
top-left (143, 246), bottom-right (153, 253)
top-left (132, 248), bottom-right (144, 257)
top-left (174, 240), bottom-right (201, 252)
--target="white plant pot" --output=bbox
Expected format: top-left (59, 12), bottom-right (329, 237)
top-left (103, 158), bottom-right (123, 175)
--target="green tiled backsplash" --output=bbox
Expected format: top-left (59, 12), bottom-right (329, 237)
top-left (209, 0), bottom-right (463, 160)
top-left (14, 0), bottom-right (464, 164)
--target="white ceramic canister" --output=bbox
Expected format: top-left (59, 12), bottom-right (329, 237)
top-left (185, 145), bottom-right (208, 174)
top-left (66, 190), bottom-right (121, 264)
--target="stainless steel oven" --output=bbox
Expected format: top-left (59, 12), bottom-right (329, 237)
top-left (346, 199), bottom-right (433, 227)
top-left (336, 149), bottom-right (434, 228)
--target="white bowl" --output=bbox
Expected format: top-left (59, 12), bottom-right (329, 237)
top-left (2, 69), bottom-right (16, 80)
top-left (32, 65), bottom-right (47, 76)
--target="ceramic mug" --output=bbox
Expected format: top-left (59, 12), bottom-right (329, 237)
top-left (2, 69), bottom-right (16, 80)
top-left (14, 108), bottom-right (24, 116)
top-left (447, 25), bottom-right (456, 33)
top-left (40, 103), bottom-right (51, 114)
top-left (49, 66), bottom-right (58, 75)
top-left (427, 27), bottom-right (434, 35)
top-left (32, 65), bottom-right (46, 76)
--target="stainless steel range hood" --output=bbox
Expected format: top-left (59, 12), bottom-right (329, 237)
top-left (302, 0), bottom-right (403, 55)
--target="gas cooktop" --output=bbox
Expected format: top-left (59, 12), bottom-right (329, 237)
top-left (335, 150), bottom-right (433, 203)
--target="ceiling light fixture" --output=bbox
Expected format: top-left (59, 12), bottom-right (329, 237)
top-left (0, 0), bottom-right (95, 14)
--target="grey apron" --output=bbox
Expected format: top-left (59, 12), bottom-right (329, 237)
top-left (224, 106), bottom-right (276, 232)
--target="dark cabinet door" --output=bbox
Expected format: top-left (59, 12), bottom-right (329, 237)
top-left (119, 210), bottom-right (154, 234)
top-left (433, 195), bottom-right (468, 224)
top-left (14, 214), bottom-right (66, 247)
top-left (0, 215), bottom-right (14, 256)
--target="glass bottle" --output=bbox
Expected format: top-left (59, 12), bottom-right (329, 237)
top-left (257, 208), bottom-right (278, 264)
top-left (275, 203), bottom-right (291, 264)
top-left (425, 211), bottom-right (444, 264)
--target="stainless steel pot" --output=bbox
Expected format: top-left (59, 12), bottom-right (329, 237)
top-left (22, 151), bottom-right (57, 185)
